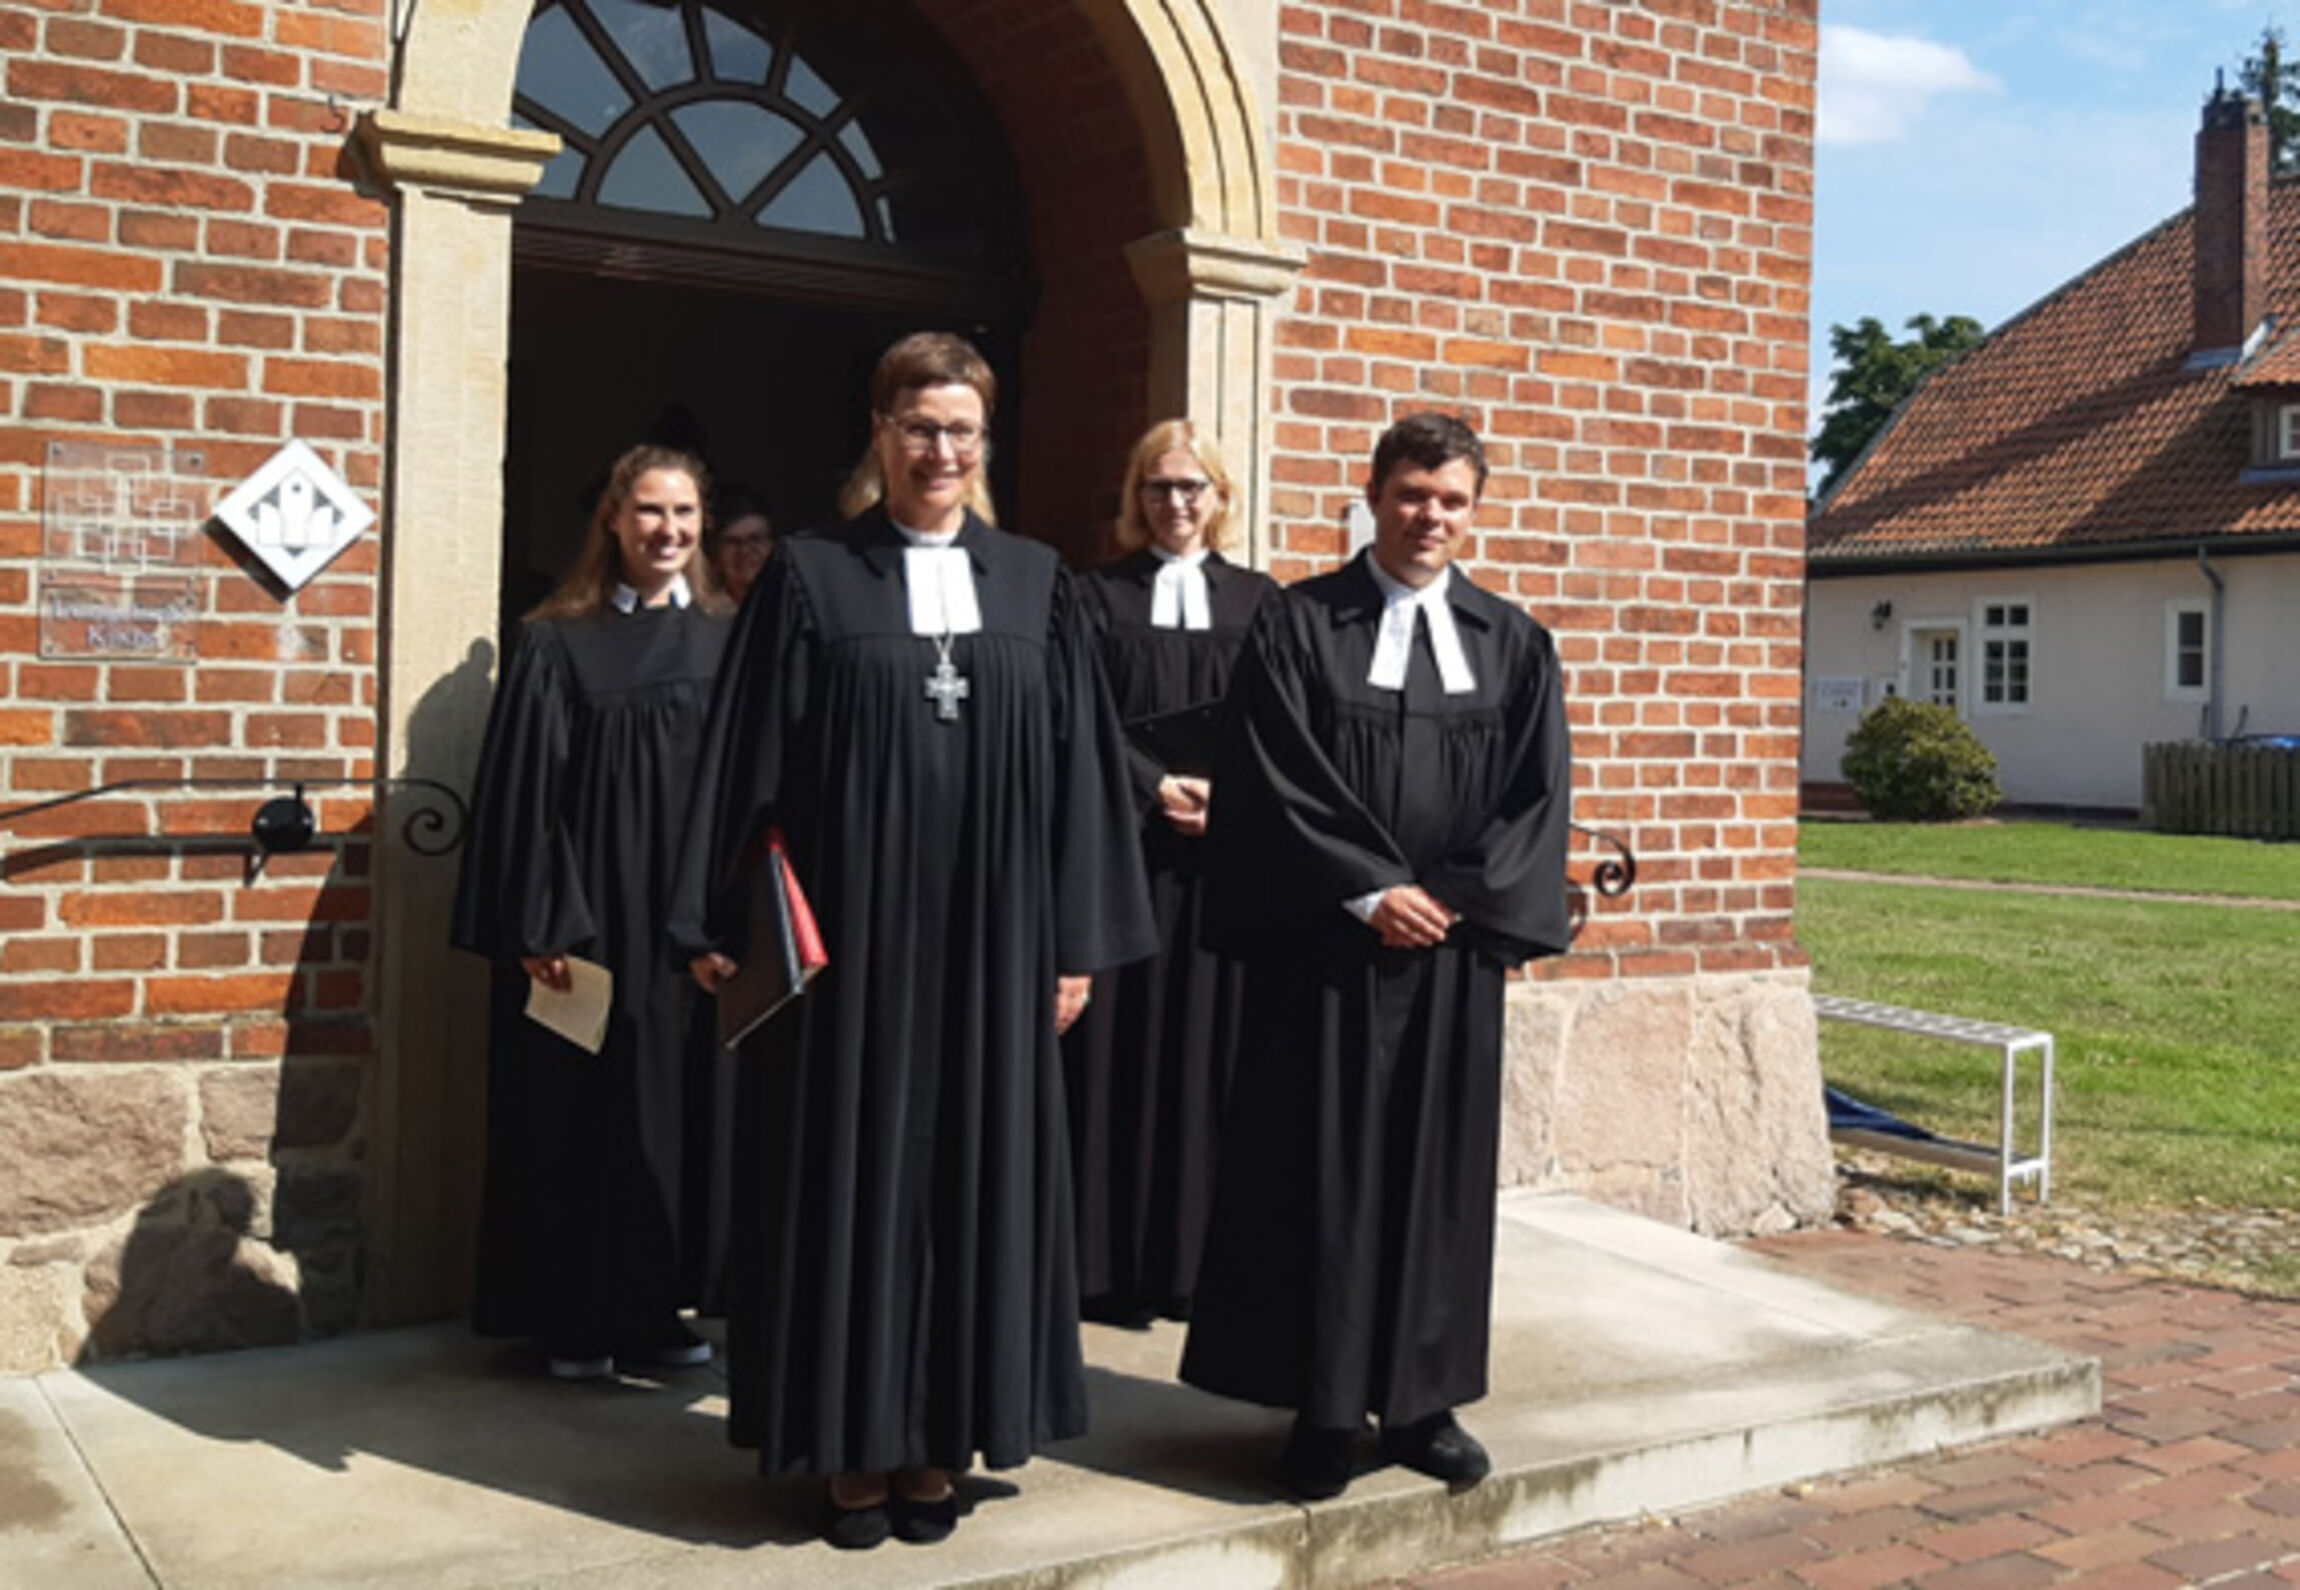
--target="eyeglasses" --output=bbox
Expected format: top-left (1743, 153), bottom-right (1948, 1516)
top-left (886, 416), bottom-right (987, 457)
top-left (1139, 478), bottom-right (1213, 504)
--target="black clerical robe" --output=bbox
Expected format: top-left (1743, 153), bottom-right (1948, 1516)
top-left (1064, 550), bottom-right (1279, 1317)
top-left (451, 604), bottom-right (729, 1346)
top-left (671, 509), bottom-right (1156, 1477)
top-left (1179, 553), bottom-right (1571, 1430)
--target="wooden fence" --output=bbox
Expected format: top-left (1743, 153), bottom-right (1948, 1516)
top-left (2141, 740), bottom-right (2300, 839)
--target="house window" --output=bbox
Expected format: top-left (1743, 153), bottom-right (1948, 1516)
top-left (2280, 404), bottom-right (2300, 460)
top-left (1976, 599), bottom-right (2031, 711)
top-left (2166, 600), bottom-right (2209, 701)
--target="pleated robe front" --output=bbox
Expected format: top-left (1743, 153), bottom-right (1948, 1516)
top-left (1063, 548), bottom-right (1277, 1318)
top-left (451, 604), bottom-right (729, 1346)
top-left (671, 509), bottom-right (1156, 1477)
top-left (1179, 554), bottom-right (1573, 1431)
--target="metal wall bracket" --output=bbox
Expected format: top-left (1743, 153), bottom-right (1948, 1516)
top-left (1573, 821), bottom-right (1636, 900)
top-left (0, 777), bottom-right (468, 857)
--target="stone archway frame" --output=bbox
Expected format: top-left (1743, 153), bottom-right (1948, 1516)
top-left (1076, 0), bottom-right (1307, 567)
top-left (352, 103), bottom-right (557, 1323)
top-left (359, 0), bottom-right (1299, 1321)
top-left (1126, 227), bottom-right (1303, 568)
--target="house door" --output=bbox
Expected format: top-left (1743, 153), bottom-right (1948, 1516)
top-left (502, 0), bottom-right (1030, 628)
top-left (1907, 625), bottom-right (1963, 710)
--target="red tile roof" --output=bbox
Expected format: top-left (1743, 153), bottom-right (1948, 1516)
top-left (1808, 183), bottom-right (2300, 565)
top-left (2232, 319), bottom-right (2300, 385)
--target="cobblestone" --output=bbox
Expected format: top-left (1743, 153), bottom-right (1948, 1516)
top-left (1834, 1154), bottom-right (2300, 1299)
top-left (1405, 1183), bottom-right (2300, 1590)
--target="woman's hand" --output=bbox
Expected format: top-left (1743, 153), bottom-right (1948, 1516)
top-left (1366, 885), bottom-right (1457, 950)
top-left (1055, 974), bottom-right (1092, 1035)
top-left (690, 952), bottom-right (738, 993)
top-left (520, 954), bottom-right (572, 993)
top-left (1157, 774), bottom-right (1211, 838)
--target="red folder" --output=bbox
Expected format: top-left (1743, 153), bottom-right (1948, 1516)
top-left (714, 828), bottom-right (827, 1051)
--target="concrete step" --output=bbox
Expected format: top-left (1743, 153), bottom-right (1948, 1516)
top-left (1, 1193), bottom-right (2098, 1589)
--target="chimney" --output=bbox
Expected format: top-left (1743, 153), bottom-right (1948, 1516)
top-left (2193, 80), bottom-right (2269, 357)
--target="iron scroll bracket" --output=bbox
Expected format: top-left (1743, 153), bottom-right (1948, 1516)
top-left (0, 776), bottom-right (468, 857)
top-left (3, 783), bottom-right (1621, 896)
top-left (1572, 821), bottom-right (1636, 899)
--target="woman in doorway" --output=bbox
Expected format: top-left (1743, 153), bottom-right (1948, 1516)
top-left (706, 485), bottom-right (773, 605)
top-left (453, 444), bottom-right (733, 1380)
top-left (674, 332), bottom-right (1154, 1549)
top-left (1065, 421), bottom-right (1279, 1328)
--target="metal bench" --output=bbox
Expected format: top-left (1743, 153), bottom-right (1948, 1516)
top-left (1813, 993), bottom-right (2055, 1213)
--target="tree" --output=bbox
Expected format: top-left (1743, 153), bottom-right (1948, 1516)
top-left (1810, 313), bottom-right (1986, 497)
top-left (2241, 26), bottom-right (2300, 176)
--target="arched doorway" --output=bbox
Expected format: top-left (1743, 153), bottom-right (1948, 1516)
top-left (499, 0), bottom-right (1030, 623)
top-left (358, 0), bottom-right (1300, 1323)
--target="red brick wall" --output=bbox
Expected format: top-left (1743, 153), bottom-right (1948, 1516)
top-left (925, 0), bottom-right (1157, 567)
top-left (0, 0), bottom-right (1820, 1358)
top-left (1269, 0), bottom-right (1817, 976)
top-left (0, 0), bottom-right (390, 1351)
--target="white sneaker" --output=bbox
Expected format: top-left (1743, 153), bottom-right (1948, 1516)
top-left (547, 1351), bottom-right (614, 1380)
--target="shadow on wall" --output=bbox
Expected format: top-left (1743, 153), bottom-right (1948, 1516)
top-left (60, 827), bottom-right (385, 1363)
top-left (0, 649), bottom-right (491, 1367)
top-left (369, 633), bottom-right (502, 1325)
top-left (84, 1169), bottom-right (305, 1358)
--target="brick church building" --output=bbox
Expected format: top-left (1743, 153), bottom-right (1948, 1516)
top-left (0, 0), bottom-right (1827, 1368)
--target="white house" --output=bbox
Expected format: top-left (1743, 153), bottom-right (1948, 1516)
top-left (1805, 86), bottom-right (2300, 812)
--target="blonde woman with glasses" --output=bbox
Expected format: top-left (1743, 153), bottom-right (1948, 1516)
top-left (1064, 420), bottom-right (1279, 1331)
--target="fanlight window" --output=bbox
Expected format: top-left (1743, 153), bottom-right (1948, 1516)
top-left (513, 0), bottom-right (961, 251)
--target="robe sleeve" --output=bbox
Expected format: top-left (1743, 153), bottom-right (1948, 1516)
top-left (1203, 595), bottom-right (1414, 948)
top-left (450, 621), bottom-right (599, 961)
top-left (1077, 571), bottom-right (1167, 819)
top-left (1048, 564), bottom-right (1159, 974)
top-left (667, 550), bottom-right (811, 961)
top-left (1423, 623), bottom-right (1575, 962)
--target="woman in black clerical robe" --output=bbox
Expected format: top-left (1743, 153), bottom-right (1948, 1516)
top-left (452, 444), bottom-right (732, 1380)
top-left (673, 333), bottom-right (1154, 1550)
top-left (1065, 421), bottom-right (1278, 1327)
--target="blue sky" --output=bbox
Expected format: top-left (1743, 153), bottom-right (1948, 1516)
top-left (1810, 1), bottom-right (2290, 435)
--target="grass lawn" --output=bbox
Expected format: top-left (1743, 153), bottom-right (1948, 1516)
top-left (1800, 816), bottom-right (2300, 901)
top-left (1796, 822), bottom-right (2300, 1232)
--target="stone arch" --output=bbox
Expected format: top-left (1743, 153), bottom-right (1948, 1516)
top-left (356, 0), bottom-right (1300, 1321)
top-left (1079, 0), bottom-right (1273, 239)
top-left (390, 0), bottom-right (1277, 235)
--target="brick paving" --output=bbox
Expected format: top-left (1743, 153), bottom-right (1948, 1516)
top-left (1413, 1230), bottom-right (2300, 1589)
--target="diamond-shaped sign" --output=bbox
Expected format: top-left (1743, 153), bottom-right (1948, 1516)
top-left (213, 439), bottom-right (374, 592)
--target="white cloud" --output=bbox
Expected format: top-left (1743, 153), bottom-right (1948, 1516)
top-left (1806, 93), bottom-right (2193, 446)
top-left (1819, 25), bottom-right (1998, 146)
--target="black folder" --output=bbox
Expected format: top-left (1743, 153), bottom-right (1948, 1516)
top-left (1126, 700), bottom-right (1223, 777)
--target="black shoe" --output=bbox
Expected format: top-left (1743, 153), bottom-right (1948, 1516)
top-left (823, 1500), bottom-right (892, 1550)
top-left (1377, 1410), bottom-right (1490, 1488)
top-left (1274, 1418), bottom-right (1357, 1501)
top-left (890, 1490), bottom-right (959, 1544)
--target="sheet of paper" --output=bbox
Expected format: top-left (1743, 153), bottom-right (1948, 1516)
top-left (523, 955), bottom-right (612, 1055)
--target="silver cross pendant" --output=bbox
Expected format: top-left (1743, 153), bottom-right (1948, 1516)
top-left (924, 655), bottom-right (969, 722)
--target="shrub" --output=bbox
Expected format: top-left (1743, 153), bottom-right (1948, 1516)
top-left (1840, 696), bottom-right (2002, 821)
